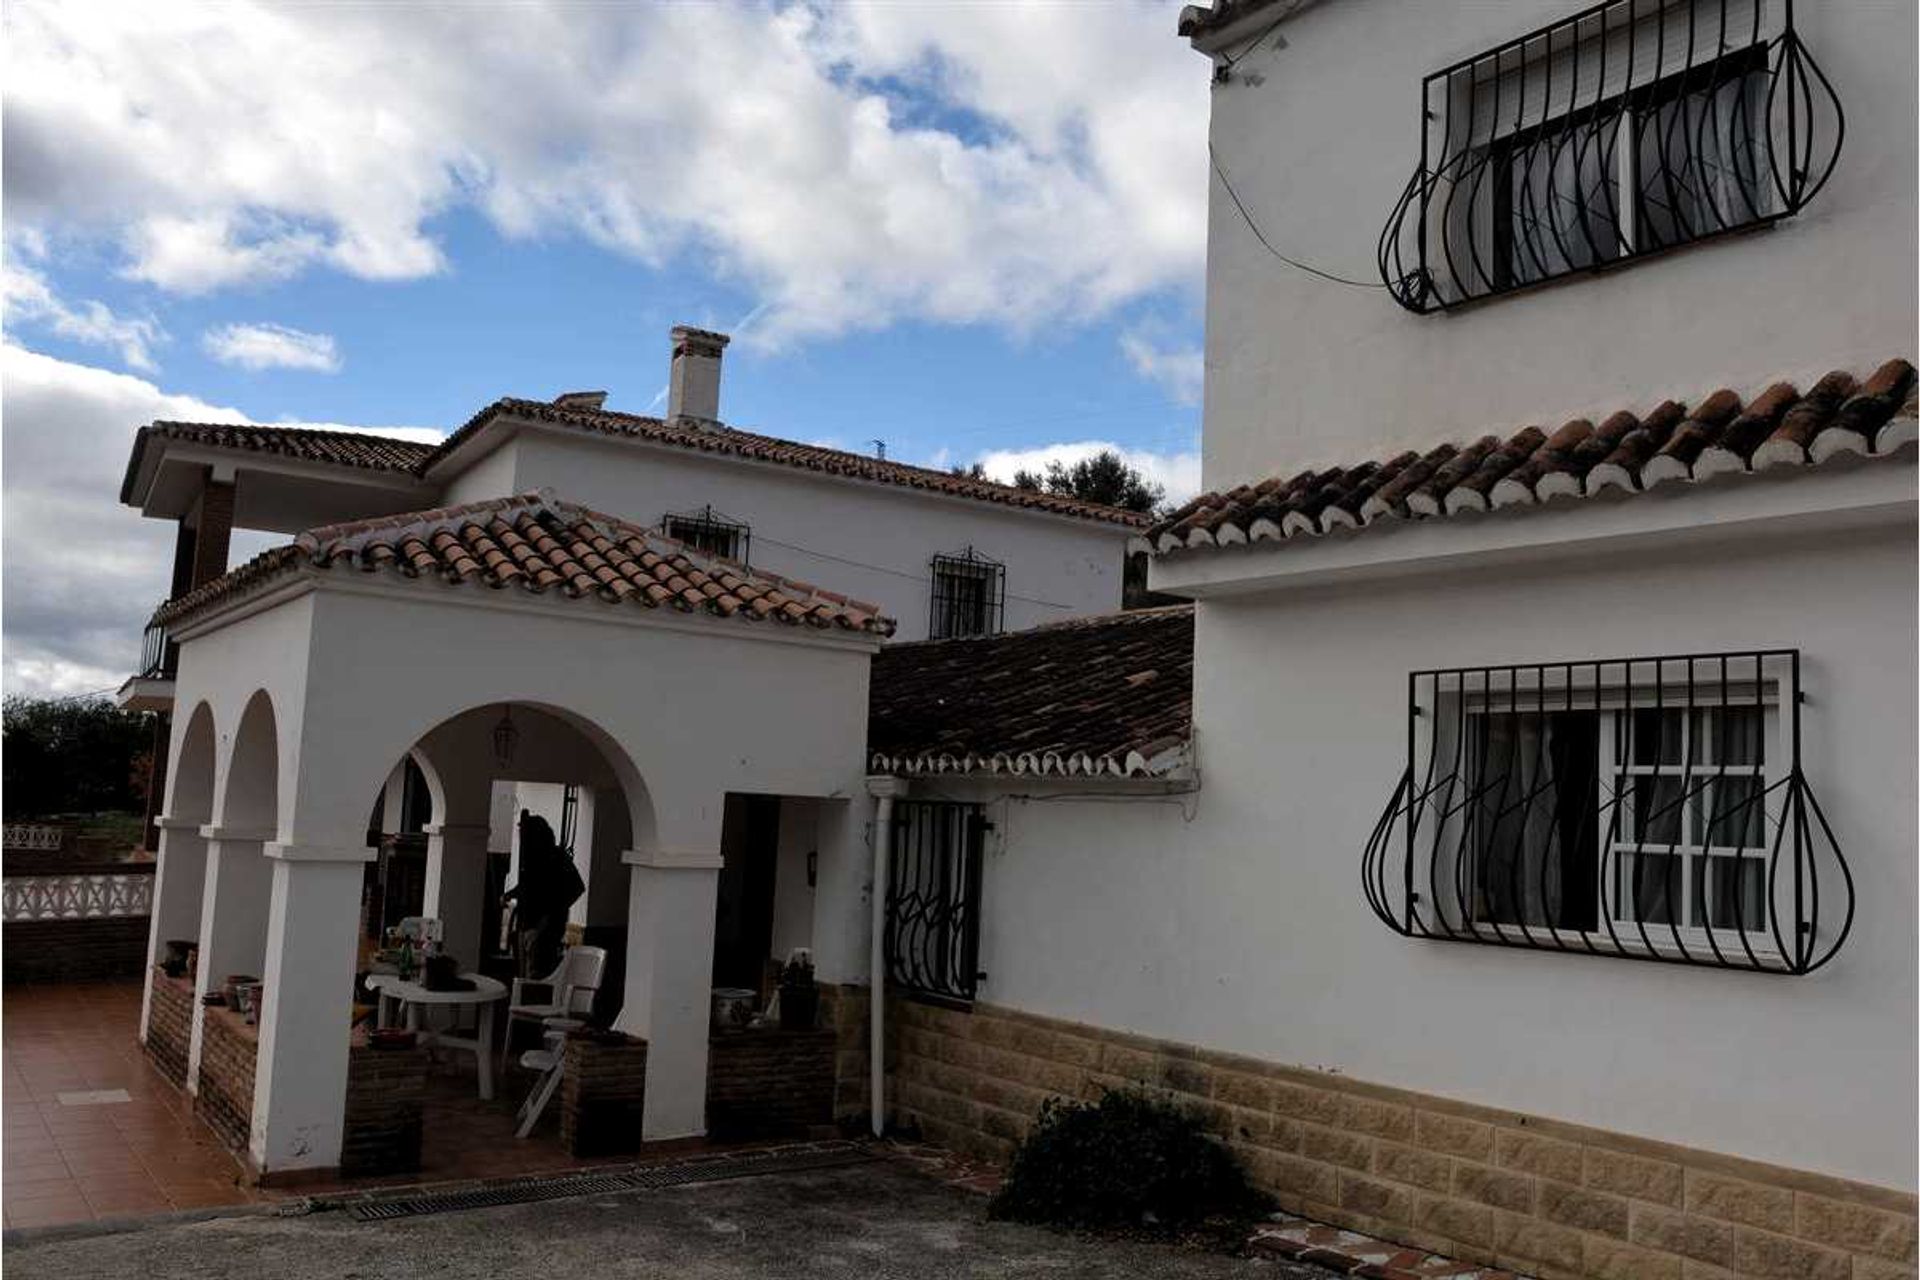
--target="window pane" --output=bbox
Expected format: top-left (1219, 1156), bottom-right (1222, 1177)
top-left (1717, 706), bottom-right (1764, 767)
top-left (1472, 712), bottom-right (1598, 931)
top-left (1628, 774), bottom-right (1684, 845)
top-left (1692, 856), bottom-right (1767, 932)
top-left (1616, 852), bottom-right (1680, 925)
top-left (1702, 775), bottom-right (1766, 849)
top-left (1630, 709), bottom-right (1683, 766)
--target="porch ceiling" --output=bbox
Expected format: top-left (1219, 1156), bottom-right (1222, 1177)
top-left (152, 490), bottom-right (895, 640)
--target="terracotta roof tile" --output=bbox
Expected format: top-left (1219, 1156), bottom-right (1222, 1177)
top-left (1151, 360), bottom-right (1917, 553)
top-left (432, 398), bottom-right (1149, 528)
top-left (119, 422), bottom-right (435, 500)
top-left (867, 605), bottom-right (1194, 779)
top-left (152, 491), bottom-right (894, 638)
top-left (125, 399), bottom-right (1149, 529)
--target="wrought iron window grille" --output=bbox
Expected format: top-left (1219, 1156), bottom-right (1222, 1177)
top-left (929, 548), bottom-right (1006, 640)
top-left (885, 800), bottom-right (987, 1005)
top-left (661, 505), bottom-right (750, 563)
top-left (1361, 650), bottom-right (1853, 974)
top-left (1377, 0), bottom-right (1842, 313)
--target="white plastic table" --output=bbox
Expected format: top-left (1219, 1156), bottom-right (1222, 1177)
top-left (366, 972), bottom-right (509, 1100)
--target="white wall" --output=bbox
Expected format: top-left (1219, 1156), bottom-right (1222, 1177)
top-left (436, 429), bottom-right (1131, 641)
top-left (1200, 0), bottom-right (1917, 486)
top-left (961, 519), bottom-right (1916, 1191)
top-left (770, 797), bottom-right (820, 964)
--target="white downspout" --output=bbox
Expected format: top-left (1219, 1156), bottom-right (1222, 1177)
top-left (866, 777), bottom-right (904, 1138)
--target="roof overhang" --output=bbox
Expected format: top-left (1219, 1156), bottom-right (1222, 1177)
top-left (123, 436), bottom-right (436, 532)
top-left (1150, 457), bottom-right (1915, 600)
top-left (1180, 0), bottom-right (1322, 52)
top-left (114, 675), bottom-right (175, 713)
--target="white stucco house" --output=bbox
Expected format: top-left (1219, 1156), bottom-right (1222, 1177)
top-left (117, 326), bottom-right (1147, 1176)
top-left (118, 1), bottom-right (1914, 1276)
top-left (865, 3), bottom-right (1916, 1280)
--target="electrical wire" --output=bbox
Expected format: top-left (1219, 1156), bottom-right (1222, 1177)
top-left (1208, 141), bottom-right (1387, 290)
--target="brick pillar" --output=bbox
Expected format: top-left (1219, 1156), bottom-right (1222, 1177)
top-left (189, 479), bottom-right (235, 590)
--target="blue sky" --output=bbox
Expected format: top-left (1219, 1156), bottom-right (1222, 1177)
top-left (2, 1), bottom-right (1212, 696)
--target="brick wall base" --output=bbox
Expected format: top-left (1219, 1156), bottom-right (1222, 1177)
top-left (143, 967), bottom-right (193, 1087)
top-left (888, 998), bottom-right (1918, 1280)
top-left (560, 1032), bottom-right (648, 1157)
top-left (341, 1039), bottom-right (428, 1176)
top-left (707, 1026), bottom-right (836, 1138)
top-left (196, 1006), bottom-right (257, 1157)
top-left (3, 916), bottom-right (151, 983)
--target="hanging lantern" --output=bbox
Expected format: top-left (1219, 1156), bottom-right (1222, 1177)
top-left (492, 706), bottom-right (519, 768)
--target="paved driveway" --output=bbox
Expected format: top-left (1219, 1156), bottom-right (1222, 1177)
top-left (5, 1159), bottom-right (1336, 1280)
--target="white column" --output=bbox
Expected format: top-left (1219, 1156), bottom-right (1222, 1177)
top-left (141, 816), bottom-right (209, 1041)
top-left (421, 822), bottom-right (492, 969)
top-left (613, 848), bottom-right (722, 1142)
top-left (188, 826), bottom-right (275, 1091)
top-left (249, 842), bottom-right (374, 1176)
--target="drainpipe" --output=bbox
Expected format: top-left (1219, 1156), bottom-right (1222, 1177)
top-left (865, 776), bottom-right (906, 1138)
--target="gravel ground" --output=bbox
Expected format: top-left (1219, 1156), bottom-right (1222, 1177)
top-left (3, 1159), bottom-right (1336, 1280)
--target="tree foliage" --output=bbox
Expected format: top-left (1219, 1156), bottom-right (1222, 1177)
top-left (2, 696), bottom-right (152, 818)
top-left (1040, 451), bottom-right (1163, 514)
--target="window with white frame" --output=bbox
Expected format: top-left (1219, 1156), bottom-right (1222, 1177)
top-left (1377, 0), bottom-right (1845, 313)
top-left (1464, 697), bottom-right (1775, 948)
top-left (1362, 652), bottom-right (1854, 975)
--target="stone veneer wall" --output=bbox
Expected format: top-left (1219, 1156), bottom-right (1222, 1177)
top-left (196, 1006), bottom-right (257, 1156)
top-left (144, 968), bottom-right (193, 1088)
top-left (820, 983), bottom-right (870, 1122)
top-left (888, 998), bottom-right (1918, 1280)
top-left (559, 1033), bottom-right (648, 1157)
top-left (340, 1040), bottom-right (429, 1176)
top-left (706, 1027), bottom-right (836, 1138)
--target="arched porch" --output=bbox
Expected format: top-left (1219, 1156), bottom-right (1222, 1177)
top-left (139, 492), bottom-right (890, 1182)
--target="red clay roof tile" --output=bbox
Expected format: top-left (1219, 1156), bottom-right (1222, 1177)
top-left (867, 604), bottom-right (1193, 779)
top-left (152, 491), bottom-right (895, 638)
top-left (1151, 360), bottom-right (1917, 553)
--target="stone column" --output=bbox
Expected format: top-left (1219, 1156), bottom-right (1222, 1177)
top-left (249, 842), bottom-right (374, 1178)
top-left (140, 816), bottom-right (209, 1041)
top-left (421, 822), bottom-right (492, 969)
top-left (189, 827), bottom-right (275, 1091)
top-left (613, 848), bottom-right (722, 1141)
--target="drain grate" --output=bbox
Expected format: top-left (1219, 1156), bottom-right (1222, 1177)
top-left (346, 1142), bottom-right (872, 1222)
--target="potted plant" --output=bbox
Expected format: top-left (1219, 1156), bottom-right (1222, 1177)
top-left (777, 949), bottom-right (818, 1031)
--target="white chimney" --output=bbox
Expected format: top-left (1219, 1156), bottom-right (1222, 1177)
top-left (668, 325), bottom-right (729, 424)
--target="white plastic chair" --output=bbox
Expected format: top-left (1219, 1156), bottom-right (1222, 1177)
top-left (500, 945), bottom-right (607, 1073)
top-left (514, 1018), bottom-right (582, 1138)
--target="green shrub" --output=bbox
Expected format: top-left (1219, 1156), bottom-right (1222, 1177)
top-left (988, 1088), bottom-right (1269, 1236)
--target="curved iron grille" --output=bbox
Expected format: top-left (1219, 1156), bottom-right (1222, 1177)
top-left (885, 800), bottom-right (985, 1004)
top-left (1377, 0), bottom-right (1842, 313)
top-left (1361, 651), bottom-right (1853, 974)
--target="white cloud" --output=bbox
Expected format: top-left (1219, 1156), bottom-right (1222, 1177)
top-left (2, 260), bottom-right (165, 372)
top-left (202, 322), bottom-right (342, 372)
top-left (3, 0), bottom-right (1207, 342)
top-left (0, 344), bottom-right (432, 698)
top-left (1120, 330), bottom-right (1205, 406)
top-left (971, 439), bottom-right (1202, 507)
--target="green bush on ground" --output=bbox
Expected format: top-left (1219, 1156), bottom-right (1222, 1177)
top-left (987, 1088), bottom-right (1270, 1238)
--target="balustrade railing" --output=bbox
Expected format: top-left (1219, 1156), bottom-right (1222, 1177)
top-left (2, 869), bottom-right (156, 922)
